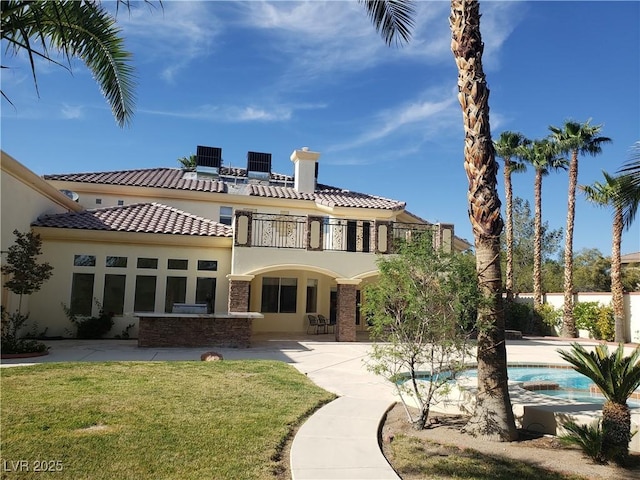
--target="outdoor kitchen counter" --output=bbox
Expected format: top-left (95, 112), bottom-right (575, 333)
top-left (135, 312), bottom-right (263, 348)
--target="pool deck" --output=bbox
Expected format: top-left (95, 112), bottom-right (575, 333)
top-left (2, 335), bottom-right (639, 479)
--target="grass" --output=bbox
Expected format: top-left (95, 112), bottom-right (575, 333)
top-left (0, 361), bottom-right (335, 480)
top-left (386, 435), bottom-right (589, 480)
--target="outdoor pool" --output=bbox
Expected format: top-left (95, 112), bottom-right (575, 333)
top-left (418, 366), bottom-right (640, 407)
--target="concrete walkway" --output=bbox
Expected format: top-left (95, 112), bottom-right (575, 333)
top-left (2, 335), bottom-right (634, 480)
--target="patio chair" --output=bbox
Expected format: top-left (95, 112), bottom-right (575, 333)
top-left (318, 314), bottom-right (333, 334)
top-left (307, 314), bottom-right (320, 334)
top-left (316, 314), bottom-right (328, 334)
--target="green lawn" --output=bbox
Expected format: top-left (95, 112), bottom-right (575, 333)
top-left (0, 361), bottom-right (335, 480)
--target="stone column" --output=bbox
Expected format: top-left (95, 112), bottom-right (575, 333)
top-left (335, 279), bottom-right (361, 342)
top-left (226, 275), bottom-right (254, 313)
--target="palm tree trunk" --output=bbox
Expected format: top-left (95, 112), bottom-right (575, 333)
top-left (533, 170), bottom-right (543, 310)
top-left (611, 207), bottom-right (625, 342)
top-left (562, 150), bottom-right (579, 337)
top-left (602, 400), bottom-right (632, 463)
top-left (504, 160), bottom-right (514, 301)
top-left (450, 0), bottom-right (517, 441)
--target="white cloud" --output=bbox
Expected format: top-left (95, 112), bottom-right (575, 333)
top-left (61, 104), bottom-right (84, 119)
top-left (116, 2), bottom-right (221, 83)
top-left (138, 100), bottom-right (324, 123)
top-left (329, 86), bottom-right (459, 152)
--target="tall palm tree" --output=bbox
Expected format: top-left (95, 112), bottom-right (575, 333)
top-left (558, 343), bottom-right (640, 464)
top-left (494, 132), bottom-right (528, 302)
top-left (518, 140), bottom-right (567, 310)
top-left (549, 120), bottom-right (612, 337)
top-left (580, 172), bottom-right (640, 342)
top-left (363, 0), bottom-right (517, 440)
top-left (1, 0), bottom-right (138, 127)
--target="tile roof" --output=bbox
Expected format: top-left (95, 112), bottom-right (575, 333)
top-left (45, 168), bottom-right (405, 211)
top-left (32, 203), bottom-right (233, 237)
top-left (45, 168), bottom-right (226, 193)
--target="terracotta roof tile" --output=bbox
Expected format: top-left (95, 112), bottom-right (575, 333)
top-left (45, 168), bottom-right (226, 193)
top-left (44, 168), bottom-right (405, 210)
top-left (32, 203), bottom-right (232, 237)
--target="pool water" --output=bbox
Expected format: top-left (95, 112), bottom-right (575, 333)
top-left (460, 367), bottom-right (592, 390)
top-left (429, 366), bottom-right (640, 407)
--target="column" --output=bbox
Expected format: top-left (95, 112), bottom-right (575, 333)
top-left (335, 278), bottom-right (361, 342)
top-left (226, 274), bottom-right (254, 312)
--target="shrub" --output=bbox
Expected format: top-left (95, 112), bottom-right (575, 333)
top-left (534, 303), bottom-right (562, 335)
top-left (62, 300), bottom-right (114, 339)
top-left (574, 302), bottom-right (614, 341)
top-left (1, 307), bottom-right (47, 354)
top-left (504, 301), bottom-right (532, 332)
top-left (560, 420), bottom-right (607, 464)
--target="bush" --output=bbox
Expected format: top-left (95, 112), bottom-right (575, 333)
top-left (534, 303), bottom-right (562, 336)
top-left (1, 307), bottom-right (48, 354)
top-left (504, 301), bottom-right (532, 332)
top-left (560, 420), bottom-right (607, 464)
top-left (574, 302), bottom-right (614, 341)
top-left (62, 300), bottom-right (114, 339)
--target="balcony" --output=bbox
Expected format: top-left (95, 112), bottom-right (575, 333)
top-left (233, 211), bottom-right (454, 254)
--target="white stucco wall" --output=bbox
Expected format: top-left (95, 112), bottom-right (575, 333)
top-left (1, 152), bottom-right (81, 314)
top-left (516, 292), bottom-right (640, 343)
top-left (29, 234), bottom-right (232, 338)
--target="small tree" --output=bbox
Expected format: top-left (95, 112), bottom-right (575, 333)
top-left (1, 230), bottom-right (53, 353)
top-left (363, 233), bottom-right (477, 430)
top-left (558, 343), bottom-right (640, 465)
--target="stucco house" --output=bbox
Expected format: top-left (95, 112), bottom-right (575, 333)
top-left (1, 147), bottom-right (470, 343)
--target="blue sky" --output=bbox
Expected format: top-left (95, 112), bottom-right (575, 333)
top-left (2, 1), bottom-right (639, 256)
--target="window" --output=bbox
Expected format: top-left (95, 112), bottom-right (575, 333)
top-left (261, 277), bottom-right (297, 313)
top-left (137, 258), bottom-right (158, 269)
top-left (220, 206), bottom-right (233, 226)
top-left (134, 276), bottom-right (156, 312)
top-left (117, 200), bottom-right (124, 206)
top-left (165, 276), bottom-right (187, 312)
top-left (103, 274), bottom-right (126, 315)
top-left (168, 259), bottom-right (188, 270)
top-left (70, 273), bottom-right (94, 315)
top-left (197, 260), bottom-right (217, 271)
top-left (106, 256), bottom-right (127, 268)
top-left (306, 279), bottom-right (318, 313)
top-left (95, 198), bottom-right (102, 205)
top-left (196, 277), bottom-right (216, 313)
top-left (74, 255), bottom-right (96, 267)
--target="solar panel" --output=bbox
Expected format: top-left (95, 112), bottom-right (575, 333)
top-left (196, 146), bottom-right (222, 168)
top-left (247, 151), bottom-right (271, 174)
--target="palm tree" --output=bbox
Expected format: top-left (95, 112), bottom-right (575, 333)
top-left (618, 142), bottom-right (640, 213)
top-left (558, 343), bottom-right (640, 464)
top-left (494, 132), bottom-right (528, 302)
top-left (518, 140), bottom-right (567, 311)
top-left (580, 172), bottom-right (640, 342)
top-left (549, 120), bottom-right (612, 337)
top-left (178, 154), bottom-right (197, 171)
top-left (363, 0), bottom-right (517, 440)
top-left (1, 0), bottom-right (139, 127)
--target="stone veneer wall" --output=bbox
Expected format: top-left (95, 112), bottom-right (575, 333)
top-left (138, 316), bottom-right (251, 348)
top-left (336, 283), bottom-right (356, 342)
top-left (228, 280), bottom-right (250, 312)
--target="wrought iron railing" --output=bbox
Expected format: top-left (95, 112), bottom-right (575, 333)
top-left (322, 218), bottom-right (373, 253)
top-left (237, 212), bottom-right (452, 253)
top-left (251, 213), bottom-right (307, 249)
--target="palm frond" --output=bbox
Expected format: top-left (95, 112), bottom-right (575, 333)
top-left (359, 0), bottom-right (415, 46)
top-left (1, 0), bottom-right (136, 128)
top-left (558, 343), bottom-right (640, 403)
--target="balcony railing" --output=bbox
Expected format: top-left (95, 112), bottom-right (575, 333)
top-left (234, 211), bottom-right (454, 254)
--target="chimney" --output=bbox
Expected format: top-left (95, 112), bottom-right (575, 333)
top-left (290, 147), bottom-right (320, 193)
